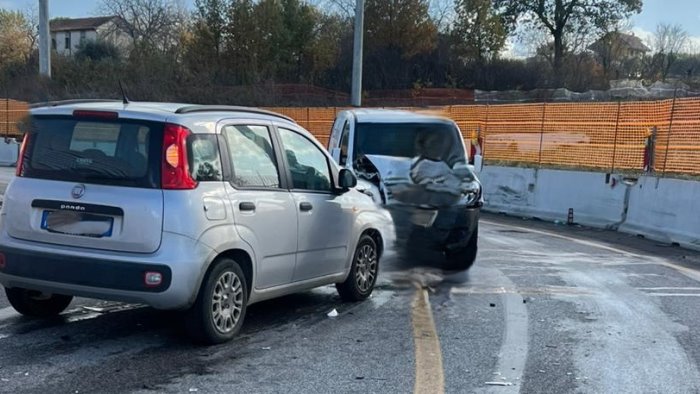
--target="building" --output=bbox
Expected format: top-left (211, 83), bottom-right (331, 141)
top-left (588, 32), bottom-right (650, 79)
top-left (588, 32), bottom-right (650, 60)
top-left (50, 16), bottom-right (129, 56)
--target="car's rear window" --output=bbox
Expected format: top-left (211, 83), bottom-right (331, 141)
top-left (21, 116), bottom-right (163, 188)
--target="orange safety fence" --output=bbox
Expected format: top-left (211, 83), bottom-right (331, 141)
top-left (0, 99), bottom-right (29, 139)
top-left (2, 98), bottom-right (699, 176)
top-left (269, 99), bottom-right (700, 176)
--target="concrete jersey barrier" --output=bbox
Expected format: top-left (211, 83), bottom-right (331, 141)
top-left (479, 165), bottom-right (700, 251)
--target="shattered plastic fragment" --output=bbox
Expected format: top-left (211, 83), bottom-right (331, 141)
top-left (327, 309), bottom-right (339, 318)
top-left (485, 382), bottom-right (514, 386)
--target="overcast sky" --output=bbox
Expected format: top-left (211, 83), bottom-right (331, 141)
top-left (1, 0), bottom-right (698, 51)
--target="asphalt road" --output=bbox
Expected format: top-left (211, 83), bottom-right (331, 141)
top-left (1, 208), bottom-right (700, 393)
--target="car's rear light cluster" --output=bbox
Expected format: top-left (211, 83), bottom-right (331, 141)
top-left (161, 123), bottom-right (197, 190)
top-left (15, 132), bottom-right (31, 177)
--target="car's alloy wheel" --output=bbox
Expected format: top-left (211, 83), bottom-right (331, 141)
top-left (355, 242), bottom-right (377, 293)
top-left (337, 234), bottom-right (379, 302)
top-left (185, 258), bottom-right (248, 344)
top-left (211, 271), bottom-right (244, 334)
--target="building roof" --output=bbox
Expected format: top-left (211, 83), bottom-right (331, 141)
top-left (50, 16), bottom-right (119, 32)
top-left (589, 32), bottom-right (651, 53)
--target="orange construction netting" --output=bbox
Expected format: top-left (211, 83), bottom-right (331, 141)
top-left (3, 98), bottom-right (699, 175)
top-left (0, 99), bottom-right (29, 139)
top-left (271, 99), bottom-right (700, 176)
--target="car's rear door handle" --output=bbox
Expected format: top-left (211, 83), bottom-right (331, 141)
top-left (239, 202), bottom-right (256, 212)
top-left (299, 202), bottom-right (313, 212)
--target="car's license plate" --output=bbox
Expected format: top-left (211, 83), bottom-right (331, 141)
top-left (411, 209), bottom-right (438, 227)
top-left (41, 210), bottom-right (114, 238)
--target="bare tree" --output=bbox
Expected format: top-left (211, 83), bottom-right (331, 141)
top-left (100, 0), bottom-right (187, 51)
top-left (652, 23), bottom-right (688, 81)
top-left (429, 0), bottom-right (454, 32)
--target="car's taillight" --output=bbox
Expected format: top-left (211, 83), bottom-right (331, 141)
top-left (161, 123), bottom-right (197, 190)
top-left (16, 132), bottom-right (31, 177)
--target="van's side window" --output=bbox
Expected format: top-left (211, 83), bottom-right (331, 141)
top-left (222, 125), bottom-right (280, 188)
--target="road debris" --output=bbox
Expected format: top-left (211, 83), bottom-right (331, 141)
top-left (485, 381), bottom-right (514, 386)
top-left (327, 309), bottom-right (339, 318)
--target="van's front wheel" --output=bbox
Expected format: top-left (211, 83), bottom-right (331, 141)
top-left (185, 258), bottom-right (248, 345)
top-left (5, 287), bottom-right (73, 317)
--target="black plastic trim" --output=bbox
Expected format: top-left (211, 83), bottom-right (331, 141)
top-left (30, 99), bottom-right (122, 109)
top-left (32, 200), bottom-right (124, 216)
top-left (0, 246), bottom-right (172, 293)
top-left (175, 105), bottom-right (295, 123)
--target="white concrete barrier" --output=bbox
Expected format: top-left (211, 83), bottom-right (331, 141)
top-left (480, 166), bottom-right (628, 228)
top-left (0, 138), bottom-right (19, 166)
top-left (480, 165), bottom-right (700, 251)
top-left (620, 176), bottom-right (700, 250)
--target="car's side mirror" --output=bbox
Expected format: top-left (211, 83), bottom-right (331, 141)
top-left (330, 147), bottom-right (341, 164)
top-left (338, 168), bottom-right (357, 190)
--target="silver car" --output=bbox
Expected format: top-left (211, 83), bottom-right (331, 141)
top-left (0, 100), bottom-right (392, 344)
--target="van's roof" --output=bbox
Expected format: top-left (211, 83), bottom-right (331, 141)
top-left (30, 100), bottom-right (297, 131)
top-left (343, 109), bottom-right (455, 125)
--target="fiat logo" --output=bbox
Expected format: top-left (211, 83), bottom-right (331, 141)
top-left (71, 184), bottom-right (86, 199)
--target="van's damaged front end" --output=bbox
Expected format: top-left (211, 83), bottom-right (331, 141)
top-left (354, 154), bottom-right (482, 271)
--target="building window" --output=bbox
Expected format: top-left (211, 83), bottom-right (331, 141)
top-left (80, 30), bottom-right (86, 43)
top-left (51, 38), bottom-right (56, 50)
top-left (65, 34), bottom-right (71, 51)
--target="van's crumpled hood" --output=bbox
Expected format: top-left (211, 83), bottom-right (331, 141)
top-left (357, 154), bottom-right (480, 208)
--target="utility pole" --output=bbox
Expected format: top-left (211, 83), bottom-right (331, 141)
top-left (39, 0), bottom-right (51, 78)
top-left (350, 0), bottom-right (364, 107)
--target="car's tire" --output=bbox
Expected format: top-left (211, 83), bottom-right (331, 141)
top-left (443, 225), bottom-right (478, 272)
top-left (336, 234), bottom-right (379, 302)
top-left (185, 258), bottom-right (248, 345)
top-left (5, 287), bottom-right (73, 317)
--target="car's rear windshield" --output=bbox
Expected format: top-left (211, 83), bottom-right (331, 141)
top-left (21, 115), bottom-right (163, 188)
top-left (353, 122), bottom-right (466, 167)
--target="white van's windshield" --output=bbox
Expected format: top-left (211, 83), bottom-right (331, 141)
top-left (353, 122), bottom-right (466, 167)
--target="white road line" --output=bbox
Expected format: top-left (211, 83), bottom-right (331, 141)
top-left (637, 287), bottom-right (700, 291)
top-left (467, 267), bottom-right (529, 393)
top-left (482, 219), bottom-right (700, 283)
top-left (647, 294), bottom-right (700, 297)
top-left (0, 306), bottom-right (17, 321)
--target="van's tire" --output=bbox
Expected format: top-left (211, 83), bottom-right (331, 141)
top-left (185, 258), bottom-right (248, 345)
top-left (443, 225), bottom-right (478, 272)
top-left (5, 287), bottom-right (73, 317)
top-left (336, 235), bottom-right (379, 302)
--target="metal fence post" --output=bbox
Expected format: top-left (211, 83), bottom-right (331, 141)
top-left (538, 102), bottom-right (546, 166)
top-left (482, 103), bottom-right (490, 161)
top-left (645, 126), bottom-right (658, 174)
top-left (610, 101), bottom-right (621, 174)
top-left (661, 91), bottom-right (678, 177)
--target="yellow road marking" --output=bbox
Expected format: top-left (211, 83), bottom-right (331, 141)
top-left (411, 289), bottom-right (444, 394)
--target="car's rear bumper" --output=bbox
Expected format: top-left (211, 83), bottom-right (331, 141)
top-left (0, 231), bottom-right (214, 310)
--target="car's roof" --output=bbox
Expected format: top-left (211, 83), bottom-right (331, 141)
top-left (344, 109), bottom-right (455, 125)
top-left (30, 100), bottom-right (297, 128)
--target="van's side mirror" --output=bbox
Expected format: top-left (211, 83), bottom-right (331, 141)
top-left (330, 147), bottom-right (341, 164)
top-left (338, 168), bottom-right (357, 190)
